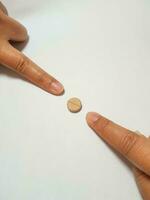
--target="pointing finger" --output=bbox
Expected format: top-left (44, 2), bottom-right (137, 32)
top-left (0, 41), bottom-right (64, 95)
top-left (86, 112), bottom-right (150, 176)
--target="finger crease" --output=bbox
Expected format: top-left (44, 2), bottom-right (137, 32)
top-left (94, 117), bottom-right (111, 133)
top-left (119, 133), bottom-right (138, 156)
top-left (15, 57), bottom-right (27, 73)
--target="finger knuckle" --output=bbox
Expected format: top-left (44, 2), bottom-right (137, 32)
top-left (15, 56), bottom-right (28, 73)
top-left (135, 171), bottom-right (146, 183)
top-left (37, 72), bottom-right (47, 83)
top-left (95, 117), bottom-right (110, 133)
top-left (119, 132), bottom-right (138, 156)
top-left (37, 72), bottom-right (54, 85)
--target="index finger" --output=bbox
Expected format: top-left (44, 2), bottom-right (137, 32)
top-left (0, 41), bottom-right (64, 95)
top-left (86, 112), bottom-right (150, 176)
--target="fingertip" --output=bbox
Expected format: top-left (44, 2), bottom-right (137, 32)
top-left (86, 112), bottom-right (100, 127)
top-left (50, 81), bottom-right (64, 96)
top-left (86, 113), bottom-right (111, 137)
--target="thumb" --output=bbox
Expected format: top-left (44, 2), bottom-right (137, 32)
top-left (133, 167), bottom-right (150, 200)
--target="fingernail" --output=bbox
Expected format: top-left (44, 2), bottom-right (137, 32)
top-left (50, 81), bottom-right (64, 95)
top-left (86, 112), bottom-right (100, 126)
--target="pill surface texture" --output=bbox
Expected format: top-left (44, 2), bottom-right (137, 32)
top-left (67, 98), bottom-right (82, 113)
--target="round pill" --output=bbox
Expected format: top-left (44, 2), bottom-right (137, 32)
top-left (67, 97), bottom-right (82, 113)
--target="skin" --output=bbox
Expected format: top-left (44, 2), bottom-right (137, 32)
top-left (0, 2), bottom-right (64, 95)
top-left (86, 112), bottom-right (150, 200)
top-left (0, 2), bottom-right (149, 199)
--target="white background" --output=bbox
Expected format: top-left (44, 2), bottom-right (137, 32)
top-left (0, 0), bottom-right (150, 199)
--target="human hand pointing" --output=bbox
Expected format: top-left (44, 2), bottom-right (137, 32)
top-left (0, 3), bottom-right (64, 95)
top-left (86, 112), bottom-right (150, 200)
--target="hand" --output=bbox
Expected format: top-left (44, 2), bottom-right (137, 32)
top-left (0, 3), bottom-right (64, 95)
top-left (86, 112), bottom-right (150, 200)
